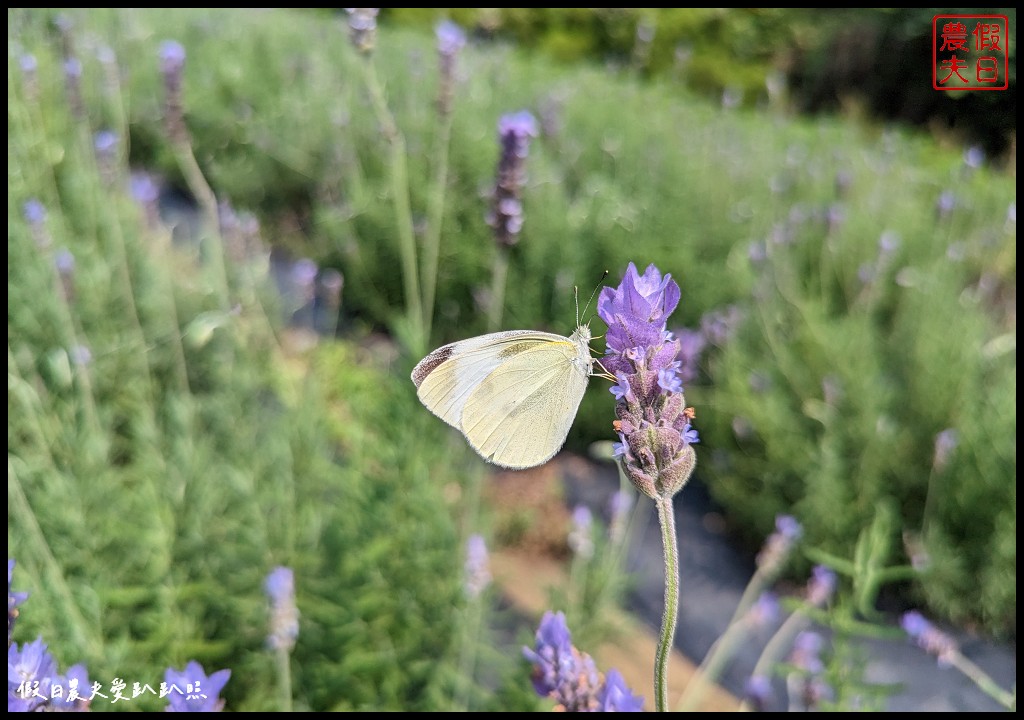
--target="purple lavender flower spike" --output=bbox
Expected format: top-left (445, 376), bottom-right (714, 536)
top-left (463, 534), bottom-right (491, 599)
top-left (264, 566), bottom-right (299, 652)
top-left (522, 611), bottom-right (578, 699)
top-left (345, 9), bottom-right (380, 55)
top-left (901, 610), bottom-right (958, 666)
top-left (487, 111), bottom-right (538, 248)
top-left (164, 661), bottom-right (231, 712)
top-left (599, 264), bottom-right (697, 499)
top-left (436, 20), bottom-right (467, 57)
top-left (755, 515), bottom-right (802, 573)
top-left (435, 20), bottom-right (466, 116)
top-left (159, 41), bottom-right (188, 144)
top-left (790, 631), bottom-right (825, 674)
top-left (568, 506), bottom-right (594, 559)
top-left (523, 611), bottom-right (641, 711)
top-left (805, 565), bottom-right (837, 606)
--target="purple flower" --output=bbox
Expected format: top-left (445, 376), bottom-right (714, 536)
top-left (610, 373), bottom-right (632, 402)
top-left (345, 9), bottom-right (379, 54)
top-left (159, 41), bottom-right (188, 144)
top-left (23, 199), bottom-right (46, 227)
top-left (264, 567), bottom-right (299, 652)
top-left (130, 172), bottom-right (160, 206)
top-left (963, 145), bottom-right (984, 169)
top-left (523, 612), bottom-right (643, 711)
top-left (805, 565), bottom-right (837, 606)
top-left (607, 491), bottom-right (633, 546)
top-left (744, 675), bottom-right (773, 712)
top-left (50, 663), bottom-right (91, 712)
top-left (936, 190), bottom-right (956, 219)
top-left (746, 591), bottom-right (780, 629)
top-left (8, 637), bottom-right (57, 701)
top-left (463, 534), bottom-right (491, 599)
top-left (756, 515), bottom-right (802, 572)
top-left (790, 631), bottom-right (825, 674)
top-left (94, 130), bottom-right (118, 157)
top-left (54, 248), bottom-right (75, 276)
top-left (933, 428), bottom-right (958, 473)
top-left (901, 611), bottom-right (958, 666)
top-left (487, 111), bottom-right (539, 248)
top-left (594, 669), bottom-right (644, 712)
top-left (598, 263), bottom-right (680, 371)
top-left (523, 611), bottom-right (582, 700)
top-left (19, 54), bottom-right (37, 75)
top-left (568, 506), bottom-right (594, 559)
top-left (674, 328), bottom-right (705, 384)
top-left (436, 19), bottom-right (466, 58)
top-left (163, 661), bottom-right (230, 712)
top-left (699, 304), bottom-right (743, 347)
top-left (599, 263), bottom-right (696, 500)
top-left (657, 367), bottom-right (682, 394)
top-left (158, 40), bottom-right (186, 75)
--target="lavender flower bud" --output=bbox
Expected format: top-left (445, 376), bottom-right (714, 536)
top-left (463, 534), bottom-right (491, 599)
top-left (607, 490), bottom-right (633, 546)
top-left (901, 611), bottom-right (958, 666)
top-left (568, 506), bottom-right (594, 559)
top-left (345, 8), bottom-right (379, 55)
top-left (744, 675), bottom-right (773, 712)
top-left (264, 566), bottom-right (299, 652)
top-left (486, 111), bottom-right (538, 248)
top-left (745, 591), bottom-right (780, 629)
top-left (756, 514), bottom-right (802, 573)
top-left (789, 631), bottom-right (825, 674)
top-left (163, 661), bottom-right (231, 712)
top-left (159, 40), bottom-right (189, 145)
top-left (932, 428), bottom-right (958, 473)
top-left (805, 565), bottom-right (837, 607)
top-left (436, 20), bottom-right (466, 116)
top-left (94, 130), bottom-right (119, 184)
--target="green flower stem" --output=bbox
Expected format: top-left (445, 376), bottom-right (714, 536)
top-left (739, 605), bottom-right (812, 711)
top-left (654, 495), bottom-right (680, 712)
top-left (274, 647), bottom-right (293, 712)
top-left (677, 564), bottom-right (774, 710)
top-left (359, 58), bottom-right (425, 356)
top-left (8, 458), bottom-right (99, 660)
top-left (948, 651), bottom-right (1015, 710)
top-left (172, 141), bottom-right (230, 311)
top-left (421, 111), bottom-right (454, 342)
top-left (486, 246), bottom-right (509, 332)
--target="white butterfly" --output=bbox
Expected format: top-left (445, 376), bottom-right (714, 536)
top-left (411, 324), bottom-right (595, 469)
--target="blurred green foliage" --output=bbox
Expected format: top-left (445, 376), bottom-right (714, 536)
top-left (6, 16), bottom-right (1016, 720)
top-left (7, 8), bottom-right (531, 710)
top-left (382, 8), bottom-right (1017, 158)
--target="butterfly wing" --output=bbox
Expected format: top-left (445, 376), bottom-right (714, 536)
top-left (412, 330), bottom-right (591, 469)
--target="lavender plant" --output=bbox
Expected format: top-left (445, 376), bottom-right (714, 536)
top-left (599, 262), bottom-right (698, 711)
top-left (485, 110), bottom-right (539, 331)
top-left (523, 611), bottom-right (644, 712)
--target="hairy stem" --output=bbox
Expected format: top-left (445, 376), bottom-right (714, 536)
top-left (655, 496), bottom-right (680, 712)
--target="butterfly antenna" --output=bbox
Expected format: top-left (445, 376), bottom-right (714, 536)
top-left (581, 270), bottom-right (609, 325)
